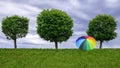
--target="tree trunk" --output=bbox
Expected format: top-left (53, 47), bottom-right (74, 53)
top-left (100, 41), bottom-right (103, 49)
top-left (55, 41), bottom-right (58, 49)
top-left (14, 38), bottom-right (17, 49)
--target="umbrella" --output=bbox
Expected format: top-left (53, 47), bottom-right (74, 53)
top-left (76, 36), bottom-right (96, 50)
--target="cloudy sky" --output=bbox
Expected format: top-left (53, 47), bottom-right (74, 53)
top-left (0, 0), bottom-right (120, 48)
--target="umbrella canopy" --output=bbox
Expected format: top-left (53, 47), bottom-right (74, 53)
top-left (76, 36), bottom-right (96, 50)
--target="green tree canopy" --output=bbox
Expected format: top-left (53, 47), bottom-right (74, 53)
top-left (37, 9), bottom-right (73, 49)
top-left (87, 14), bottom-right (117, 49)
top-left (2, 15), bottom-right (29, 48)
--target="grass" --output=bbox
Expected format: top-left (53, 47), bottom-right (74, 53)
top-left (0, 49), bottom-right (120, 68)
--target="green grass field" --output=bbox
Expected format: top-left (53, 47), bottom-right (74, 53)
top-left (0, 49), bottom-right (120, 68)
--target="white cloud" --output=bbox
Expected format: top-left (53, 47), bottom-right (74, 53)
top-left (25, 34), bottom-right (50, 44)
top-left (0, 39), bottom-right (10, 44)
top-left (69, 0), bottom-right (80, 7)
top-left (73, 31), bottom-right (86, 36)
top-left (105, 0), bottom-right (120, 8)
top-left (8, 33), bottom-right (53, 47)
top-left (0, 1), bottom-right (41, 17)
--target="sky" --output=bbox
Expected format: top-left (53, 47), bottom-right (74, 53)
top-left (0, 0), bottom-right (120, 49)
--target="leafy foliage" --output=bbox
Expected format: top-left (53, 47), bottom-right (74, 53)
top-left (37, 9), bottom-right (73, 49)
top-left (2, 15), bottom-right (29, 48)
top-left (87, 14), bottom-right (117, 48)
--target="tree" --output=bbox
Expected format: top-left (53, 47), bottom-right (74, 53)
top-left (2, 15), bottom-right (29, 48)
top-left (87, 14), bottom-right (117, 49)
top-left (37, 9), bottom-right (73, 49)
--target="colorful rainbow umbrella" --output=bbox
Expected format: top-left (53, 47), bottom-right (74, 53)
top-left (76, 36), bottom-right (96, 50)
